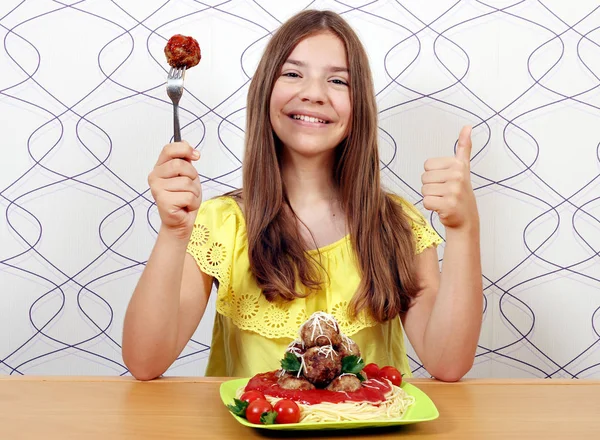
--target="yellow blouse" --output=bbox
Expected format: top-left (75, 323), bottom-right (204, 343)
top-left (186, 196), bottom-right (442, 378)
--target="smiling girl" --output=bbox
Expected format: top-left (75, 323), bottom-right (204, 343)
top-left (122, 10), bottom-right (483, 382)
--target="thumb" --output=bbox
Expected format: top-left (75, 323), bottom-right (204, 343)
top-left (455, 125), bottom-right (472, 165)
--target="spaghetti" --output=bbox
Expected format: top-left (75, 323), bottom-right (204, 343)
top-left (236, 380), bottom-right (415, 422)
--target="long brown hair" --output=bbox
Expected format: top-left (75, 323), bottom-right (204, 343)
top-left (236, 9), bottom-right (419, 322)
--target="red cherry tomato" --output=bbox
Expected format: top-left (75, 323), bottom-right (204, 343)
top-left (380, 366), bottom-right (402, 386)
top-left (240, 390), bottom-right (266, 404)
top-left (246, 399), bottom-right (273, 425)
top-left (362, 363), bottom-right (380, 379)
top-left (273, 399), bottom-right (301, 424)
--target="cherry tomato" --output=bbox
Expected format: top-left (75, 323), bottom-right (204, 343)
top-left (362, 363), bottom-right (380, 379)
top-left (380, 366), bottom-right (402, 386)
top-left (246, 399), bottom-right (273, 425)
top-left (240, 390), bottom-right (266, 404)
top-left (273, 399), bottom-right (301, 424)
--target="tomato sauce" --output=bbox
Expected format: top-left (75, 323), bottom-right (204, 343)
top-left (245, 372), bottom-right (391, 405)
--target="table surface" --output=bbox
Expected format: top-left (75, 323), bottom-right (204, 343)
top-left (1, 376), bottom-right (599, 439)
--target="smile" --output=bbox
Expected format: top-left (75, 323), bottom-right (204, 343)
top-left (290, 114), bottom-right (330, 124)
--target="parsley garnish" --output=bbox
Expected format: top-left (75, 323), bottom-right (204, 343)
top-left (342, 355), bottom-right (366, 381)
top-left (226, 398), bottom-right (249, 418)
top-left (280, 352), bottom-right (301, 373)
top-left (260, 411), bottom-right (278, 425)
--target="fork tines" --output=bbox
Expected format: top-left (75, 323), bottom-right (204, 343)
top-left (168, 66), bottom-right (186, 79)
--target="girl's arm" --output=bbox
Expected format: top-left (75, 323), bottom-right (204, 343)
top-left (122, 229), bottom-right (213, 381)
top-left (122, 142), bottom-right (213, 381)
top-left (402, 228), bottom-right (482, 382)
top-left (402, 126), bottom-right (483, 382)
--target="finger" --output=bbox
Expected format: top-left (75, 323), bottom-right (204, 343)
top-left (422, 183), bottom-right (447, 197)
top-left (161, 176), bottom-right (201, 198)
top-left (156, 141), bottom-right (200, 166)
top-left (156, 159), bottom-right (199, 180)
top-left (421, 169), bottom-right (460, 184)
top-left (422, 195), bottom-right (444, 213)
top-left (188, 196), bottom-right (201, 213)
top-left (167, 192), bottom-right (201, 213)
top-left (455, 125), bottom-right (472, 165)
top-left (424, 157), bottom-right (456, 171)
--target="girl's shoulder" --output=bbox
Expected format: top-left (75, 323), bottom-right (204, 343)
top-left (385, 193), bottom-right (444, 253)
top-left (386, 193), bottom-right (425, 222)
top-left (187, 194), bottom-right (247, 280)
top-left (201, 193), bottom-right (244, 218)
top-left (193, 194), bottom-right (248, 237)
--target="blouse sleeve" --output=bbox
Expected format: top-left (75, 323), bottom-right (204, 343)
top-left (186, 197), bottom-right (240, 291)
top-left (392, 195), bottom-right (444, 254)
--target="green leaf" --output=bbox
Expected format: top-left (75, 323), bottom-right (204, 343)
top-left (356, 372), bottom-right (366, 382)
top-left (260, 411), bottom-right (278, 425)
top-left (226, 398), bottom-right (249, 418)
top-left (342, 355), bottom-right (365, 375)
top-left (281, 352), bottom-right (301, 373)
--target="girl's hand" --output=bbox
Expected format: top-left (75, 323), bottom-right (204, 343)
top-left (148, 141), bottom-right (202, 239)
top-left (421, 126), bottom-right (478, 230)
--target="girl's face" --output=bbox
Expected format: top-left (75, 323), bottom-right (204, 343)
top-left (269, 32), bottom-right (352, 160)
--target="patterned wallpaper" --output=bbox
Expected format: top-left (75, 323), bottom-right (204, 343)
top-left (1, 0), bottom-right (599, 378)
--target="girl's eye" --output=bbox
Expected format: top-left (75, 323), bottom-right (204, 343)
top-left (283, 72), bottom-right (300, 78)
top-left (331, 79), bottom-right (348, 86)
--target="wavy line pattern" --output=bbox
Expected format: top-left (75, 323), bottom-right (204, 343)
top-left (0, 0), bottom-right (599, 378)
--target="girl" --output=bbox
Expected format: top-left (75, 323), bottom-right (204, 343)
top-left (122, 10), bottom-right (482, 382)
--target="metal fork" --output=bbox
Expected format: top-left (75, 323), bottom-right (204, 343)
top-left (166, 66), bottom-right (186, 142)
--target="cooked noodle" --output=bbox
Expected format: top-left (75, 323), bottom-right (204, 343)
top-left (236, 381), bottom-right (415, 423)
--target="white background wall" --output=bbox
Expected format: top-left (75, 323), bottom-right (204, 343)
top-left (1, 0), bottom-right (600, 378)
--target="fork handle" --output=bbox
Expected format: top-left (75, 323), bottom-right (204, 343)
top-left (173, 103), bottom-right (181, 142)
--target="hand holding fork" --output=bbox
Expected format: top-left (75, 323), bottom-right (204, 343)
top-left (150, 65), bottom-right (202, 238)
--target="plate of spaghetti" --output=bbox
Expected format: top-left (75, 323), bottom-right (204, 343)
top-left (221, 312), bottom-right (439, 430)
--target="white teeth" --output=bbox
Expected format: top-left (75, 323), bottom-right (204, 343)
top-left (292, 114), bottom-right (327, 124)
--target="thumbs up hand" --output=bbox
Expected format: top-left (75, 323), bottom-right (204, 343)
top-left (421, 126), bottom-right (478, 230)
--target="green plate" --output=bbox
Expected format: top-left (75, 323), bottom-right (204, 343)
top-left (219, 378), bottom-right (439, 430)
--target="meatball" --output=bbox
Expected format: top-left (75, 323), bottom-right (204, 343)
top-left (278, 372), bottom-right (315, 390)
top-left (164, 34), bottom-right (201, 69)
top-left (326, 374), bottom-right (362, 392)
top-left (286, 339), bottom-right (305, 356)
top-left (300, 312), bottom-right (342, 348)
top-left (302, 345), bottom-right (342, 388)
top-left (337, 336), bottom-right (361, 359)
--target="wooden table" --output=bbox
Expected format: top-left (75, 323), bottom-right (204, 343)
top-left (1, 376), bottom-right (599, 439)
